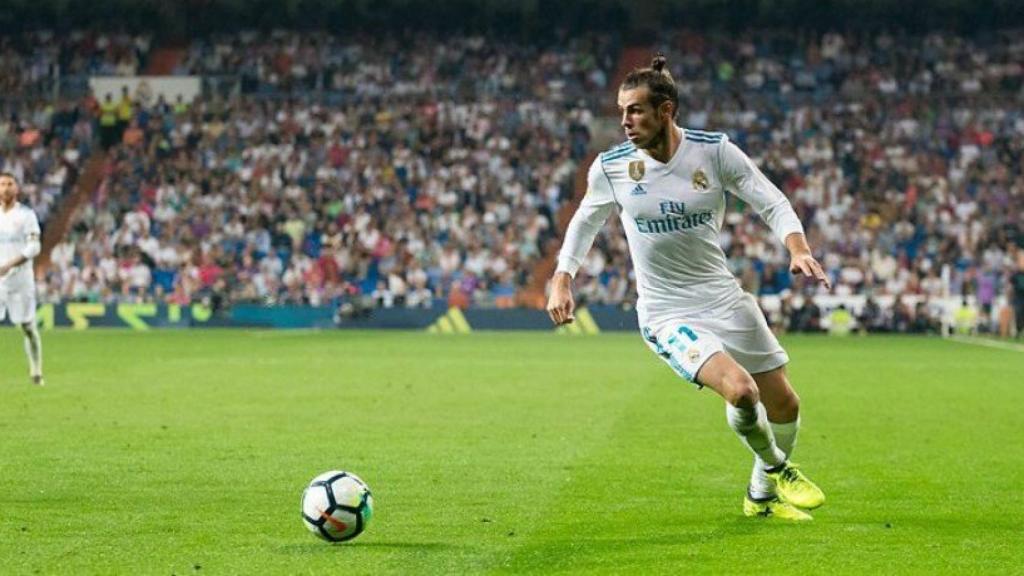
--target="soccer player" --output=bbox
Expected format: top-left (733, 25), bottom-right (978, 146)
top-left (547, 56), bottom-right (829, 520)
top-left (0, 172), bottom-right (44, 386)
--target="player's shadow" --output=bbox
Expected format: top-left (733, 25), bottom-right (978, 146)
top-left (277, 541), bottom-right (452, 553)
top-left (344, 541), bottom-right (453, 549)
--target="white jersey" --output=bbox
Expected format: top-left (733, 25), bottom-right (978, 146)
top-left (0, 202), bottom-right (42, 292)
top-left (556, 128), bottom-right (804, 330)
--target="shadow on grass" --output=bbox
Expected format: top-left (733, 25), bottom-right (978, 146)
top-left (276, 540), bottom-right (454, 554)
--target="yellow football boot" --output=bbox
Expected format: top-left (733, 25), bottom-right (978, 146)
top-left (743, 494), bottom-right (813, 521)
top-left (766, 463), bottom-right (825, 509)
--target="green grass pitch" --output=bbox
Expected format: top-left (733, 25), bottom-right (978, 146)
top-left (1, 330), bottom-right (1022, 575)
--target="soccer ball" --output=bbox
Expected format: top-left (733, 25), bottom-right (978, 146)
top-left (301, 470), bottom-right (374, 542)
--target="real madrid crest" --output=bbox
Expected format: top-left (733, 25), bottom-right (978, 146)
top-left (692, 168), bottom-right (709, 191)
top-left (628, 160), bottom-right (645, 181)
top-left (686, 347), bottom-right (701, 363)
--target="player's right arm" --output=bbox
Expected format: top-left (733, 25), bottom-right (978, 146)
top-left (547, 160), bottom-right (617, 325)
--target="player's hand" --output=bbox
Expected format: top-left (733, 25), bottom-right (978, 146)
top-left (546, 272), bottom-right (576, 325)
top-left (790, 253), bottom-right (831, 289)
top-left (0, 263), bottom-right (11, 277)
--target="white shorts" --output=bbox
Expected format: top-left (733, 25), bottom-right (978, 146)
top-left (641, 294), bottom-right (788, 388)
top-left (0, 289), bottom-right (37, 325)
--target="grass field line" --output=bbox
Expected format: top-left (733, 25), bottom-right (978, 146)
top-left (947, 335), bottom-right (1024, 353)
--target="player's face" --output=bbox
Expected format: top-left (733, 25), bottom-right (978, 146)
top-left (0, 176), bottom-right (18, 205)
top-left (618, 87), bottom-right (668, 149)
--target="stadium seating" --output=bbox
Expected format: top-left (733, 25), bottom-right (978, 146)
top-left (12, 30), bottom-right (1024, 334)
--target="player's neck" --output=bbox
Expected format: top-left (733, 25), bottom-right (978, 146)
top-left (0, 200), bottom-right (15, 212)
top-left (642, 124), bottom-right (681, 164)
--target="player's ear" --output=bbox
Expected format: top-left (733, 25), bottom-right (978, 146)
top-left (658, 100), bottom-right (674, 122)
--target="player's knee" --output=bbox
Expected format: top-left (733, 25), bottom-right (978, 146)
top-left (20, 322), bottom-right (34, 336)
top-left (724, 372), bottom-right (759, 408)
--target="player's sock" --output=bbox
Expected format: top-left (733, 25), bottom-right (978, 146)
top-left (726, 402), bottom-right (785, 468)
top-left (770, 417), bottom-right (799, 455)
top-left (749, 417), bottom-right (800, 499)
top-left (23, 323), bottom-right (43, 378)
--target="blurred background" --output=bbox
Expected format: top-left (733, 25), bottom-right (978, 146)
top-left (2, 0), bottom-right (1023, 335)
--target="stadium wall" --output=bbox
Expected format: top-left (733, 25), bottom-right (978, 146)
top-left (88, 76), bottom-right (201, 104)
top-left (6, 297), bottom-right (981, 333)
top-left (11, 303), bottom-right (635, 332)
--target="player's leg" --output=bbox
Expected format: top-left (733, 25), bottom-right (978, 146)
top-left (691, 353), bottom-right (788, 467)
top-left (20, 322), bottom-right (43, 385)
top-left (642, 324), bottom-right (810, 520)
top-left (747, 366), bottom-right (800, 498)
top-left (11, 291), bottom-right (43, 385)
top-left (751, 366), bottom-right (823, 508)
top-left (691, 351), bottom-right (811, 520)
top-left (644, 324), bottom-right (789, 466)
top-left (715, 295), bottom-right (823, 510)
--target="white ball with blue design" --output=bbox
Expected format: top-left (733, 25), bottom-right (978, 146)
top-left (301, 470), bottom-right (373, 542)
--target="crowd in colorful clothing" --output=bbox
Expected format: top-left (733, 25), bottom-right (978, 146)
top-left (5, 30), bottom-right (1023, 334)
top-left (40, 34), bottom-right (616, 311)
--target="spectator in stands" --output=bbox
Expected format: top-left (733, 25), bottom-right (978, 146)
top-left (828, 304), bottom-right (854, 336)
top-left (911, 302), bottom-right (941, 335)
top-left (1011, 264), bottom-right (1024, 337)
top-left (792, 297), bottom-right (823, 333)
top-left (98, 93), bottom-right (118, 149)
top-left (891, 296), bottom-right (913, 333)
top-left (858, 297), bottom-right (886, 333)
top-left (116, 86), bottom-right (133, 142)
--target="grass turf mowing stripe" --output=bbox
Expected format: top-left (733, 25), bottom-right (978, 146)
top-left (0, 332), bottom-right (1022, 574)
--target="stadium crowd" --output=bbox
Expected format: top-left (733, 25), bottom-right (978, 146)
top-left (8, 29), bottom-right (1024, 335)
top-left (40, 33), bottom-right (616, 311)
top-left (1, 30), bottom-right (148, 225)
top-left (1, 30), bottom-right (151, 95)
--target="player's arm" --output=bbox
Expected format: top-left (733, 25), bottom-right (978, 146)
top-left (716, 139), bottom-right (830, 289)
top-left (548, 161), bottom-right (617, 325)
top-left (0, 214), bottom-right (41, 276)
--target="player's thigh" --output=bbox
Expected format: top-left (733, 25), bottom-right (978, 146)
top-left (718, 294), bottom-right (789, 375)
top-left (752, 366), bottom-right (800, 422)
top-left (641, 322), bottom-right (757, 405)
top-left (641, 323), bottom-right (723, 388)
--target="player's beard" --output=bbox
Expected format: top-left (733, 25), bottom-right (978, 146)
top-left (637, 119), bottom-right (670, 153)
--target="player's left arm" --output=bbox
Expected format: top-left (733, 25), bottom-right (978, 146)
top-left (0, 212), bottom-right (41, 276)
top-left (716, 138), bottom-right (830, 289)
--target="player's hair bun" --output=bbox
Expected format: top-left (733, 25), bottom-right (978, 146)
top-left (651, 54), bottom-right (668, 73)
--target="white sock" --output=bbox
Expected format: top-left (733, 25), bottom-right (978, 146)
top-left (749, 417), bottom-right (800, 499)
top-left (726, 402), bottom-right (786, 471)
top-left (771, 418), bottom-right (800, 455)
top-left (23, 324), bottom-right (42, 377)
